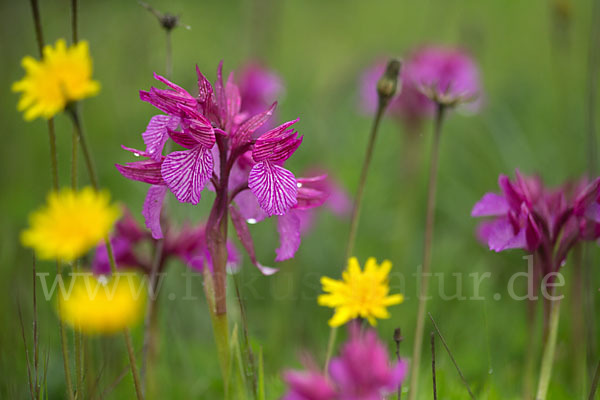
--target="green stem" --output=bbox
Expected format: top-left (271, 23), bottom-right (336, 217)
top-left (74, 328), bottom-right (83, 399)
top-left (28, 2), bottom-right (73, 398)
top-left (523, 300), bottom-right (538, 400)
top-left (165, 30), bottom-right (172, 79)
top-left (204, 269), bottom-right (230, 395)
top-left (572, 247), bottom-right (587, 396)
top-left (71, 129), bottom-right (79, 189)
top-left (71, 0), bottom-right (78, 44)
top-left (69, 5), bottom-right (82, 381)
top-left (140, 238), bottom-right (163, 397)
top-left (105, 236), bottom-right (144, 400)
top-left (124, 329), bottom-right (144, 400)
top-left (589, 360), bottom-right (600, 400)
top-left (431, 332), bottom-right (437, 400)
top-left (233, 274), bottom-right (258, 398)
top-left (67, 106), bottom-right (98, 190)
top-left (57, 262), bottom-right (75, 400)
top-left (324, 88), bottom-right (388, 372)
top-left (47, 120), bottom-right (58, 190)
top-left (323, 327), bottom-right (338, 374)
top-left (344, 103), bottom-right (385, 261)
top-left (535, 299), bottom-right (561, 400)
top-left (32, 254), bottom-right (39, 399)
top-left (407, 103), bottom-right (446, 400)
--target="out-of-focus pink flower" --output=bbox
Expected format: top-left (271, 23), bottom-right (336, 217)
top-left (360, 47), bottom-right (482, 128)
top-left (282, 326), bottom-right (407, 400)
top-left (472, 170), bottom-right (600, 275)
top-left (282, 369), bottom-right (337, 400)
top-left (238, 62), bottom-right (284, 133)
top-left (406, 46), bottom-right (482, 107)
top-left (293, 170), bottom-right (351, 234)
top-left (329, 326), bottom-right (407, 400)
top-left (92, 209), bottom-right (239, 275)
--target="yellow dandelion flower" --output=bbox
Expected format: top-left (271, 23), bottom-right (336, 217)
top-left (58, 273), bottom-right (146, 334)
top-left (12, 39), bottom-right (100, 121)
top-left (318, 257), bottom-right (404, 327)
top-left (21, 187), bottom-right (120, 261)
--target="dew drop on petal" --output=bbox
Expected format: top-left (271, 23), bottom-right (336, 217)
top-left (247, 218), bottom-right (257, 224)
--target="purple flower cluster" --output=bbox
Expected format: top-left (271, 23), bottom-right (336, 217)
top-left (116, 62), bottom-right (326, 272)
top-left (92, 209), bottom-right (239, 275)
top-left (472, 170), bottom-right (600, 275)
top-left (283, 326), bottom-right (407, 400)
top-left (360, 46), bottom-right (481, 129)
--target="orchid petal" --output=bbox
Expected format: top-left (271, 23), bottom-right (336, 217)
top-left (229, 205), bottom-right (278, 275)
top-left (235, 190), bottom-right (268, 223)
top-left (486, 218), bottom-right (526, 252)
top-left (256, 118), bottom-right (299, 141)
top-left (196, 65), bottom-right (214, 103)
top-left (115, 160), bottom-right (163, 185)
top-left (252, 131), bottom-right (303, 164)
top-left (275, 211), bottom-right (301, 261)
top-left (161, 145), bottom-right (213, 204)
top-left (184, 116), bottom-right (216, 147)
top-left (295, 177), bottom-right (329, 210)
top-left (233, 102), bottom-right (276, 146)
top-left (499, 174), bottom-right (523, 210)
top-left (168, 128), bottom-right (199, 149)
top-left (142, 185), bottom-right (167, 239)
top-left (225, 72), bottom-right (241, 130)
top-left (142, 115), bottom-right (180, 161)
top-left (248, 161), bottom-right (298, 216)
top-left (471, 192), bottom-right (509, 217)
top-left (214, 61), bottom-right (226, 123)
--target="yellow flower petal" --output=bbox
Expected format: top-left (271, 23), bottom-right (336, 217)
top-left (21, 187), bottom-right (120, 261)
top-left (58, 273), bottom-right (146, 334)
top-left (328, 306), bottom-right (354, 327)
top-left (318, 257), bottom-right (404, 327)
top-left (13, 39), bottom-right (100, 121)
top-left (383, 293), bottom-right (404, 306)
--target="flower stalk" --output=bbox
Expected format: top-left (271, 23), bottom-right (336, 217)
top-left (204, 268), bottom-right (231, 393)
top-left (345, 59), bottom-right (401, 261)
top-left (68, 7), bottom-right (87, 396)
top-left (408, 102), bottom-right (446, 400)
top-left (124, 329), bottom-right (144, 400)
top-left (584, 0), bottom-right (600, 379)
top-left (589, 359), bottom-right (600, 399)
top-left (431, 332), bottom-right (437, 400)
top-left (56, 262), bottom-right (75, 400)
top-left (140, 239), bottom-right (164, 396)
top-left (394, 328), bottom-right (404, 399)
top-left (233, 273), bottom-right (258, 398)
top-left (67, 105), bottom-right (98, 189)
top-left (203, 136), bottom-right (233, 393)
top-left (27, 1), bottom-right (73, 398)
top-left (325, 59), bottom-right (401, 371)
top-left (535, 298), bottom-right (561, 400)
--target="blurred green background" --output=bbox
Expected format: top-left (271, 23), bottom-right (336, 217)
top-left (1, 0), bottom-right (600, 398)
